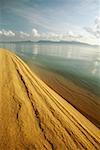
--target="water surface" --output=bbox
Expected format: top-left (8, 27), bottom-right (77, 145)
top-left (0, 42), bottom-right (100, 96)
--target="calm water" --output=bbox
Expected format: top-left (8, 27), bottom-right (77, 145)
top-left (0, 42), bottom-right (100, 96)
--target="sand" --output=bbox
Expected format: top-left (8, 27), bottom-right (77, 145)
top-left (0, 48), bottom-right (100, 150)
top-left (29, 64), bottom-right (100, 128)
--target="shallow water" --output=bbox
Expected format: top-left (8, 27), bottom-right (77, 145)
top-left (0, 42), bottom-right (100, 96)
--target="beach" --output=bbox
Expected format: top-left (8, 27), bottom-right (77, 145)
top-left (29, 64), bottom-right (100, 128)
top-left (0, 48), bottom-right (100, 150)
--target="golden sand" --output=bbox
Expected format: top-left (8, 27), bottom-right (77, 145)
top-left (29, 65), bottom-right (100, 128)
top-left (0, 48), bottom-right (100, 150)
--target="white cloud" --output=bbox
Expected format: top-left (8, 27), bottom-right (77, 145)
top-left (1, 29), bottom-right (15, 37)
top-left (0, 31), bottom-right (2, 35)
top-left (0, 28), bottom-right (87, 43)
top-left (34, 30), bottom-right (83, 42)
top-left (95, 16), bottom-right (100, 25)
top-left (8, 30), bottom-right (15, 36)
top-left (0, 27), bottom-right (99, 45)
top-left (40, 32), bottom-right (60, 41)
top-left (67, 31), bottom-right (83, 39)
top-left (32, 28), bottom-right (40, 37)
top-left (0, 29), bottom-right (30, 41)
top-left (84, 16), bottom-right (100, 38)
top-left (20, 31), bottom-right (30, 38)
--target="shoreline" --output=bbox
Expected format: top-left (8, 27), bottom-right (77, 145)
top-left (0, 48), bottom-right (100, 149)
top-left (27, 62), bottom-right (100, 128)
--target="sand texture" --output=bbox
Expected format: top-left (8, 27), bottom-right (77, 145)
top-left (0, 48), bottom-right (100, 150)
top-left (29, 64), bottom-right (100, 128)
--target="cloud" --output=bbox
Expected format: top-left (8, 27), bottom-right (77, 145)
top-left (0, 29), bottom-right (15, 37)
top-left (35, 30), bottom-right (83, 42)
top-left (0, 28), bottom-right (83, 42)
top-left (84, 16), bottom-right (100, 38)
top-left (67, 31), bottom-right (83, 38)
top-left (0, 27), bottom-right (99, 45)
top-left (0, 29), bottom-right (30, 41)
top-left (20, 31), bottom-right (30, 38)
top-left (32, 28), bottom-right (40, 37)
top-left (0, 31), bottom-right (2, 35)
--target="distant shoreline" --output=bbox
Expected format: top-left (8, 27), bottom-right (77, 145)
top-left (0, 40), bottom-right (99, 47)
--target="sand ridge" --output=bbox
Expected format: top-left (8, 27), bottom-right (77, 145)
top-left (30, 64), bottom-right (100, 128)
top-left (0, 48), bottom-right (100, 150)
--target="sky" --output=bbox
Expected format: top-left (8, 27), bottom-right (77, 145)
top-left (0, 0), bottom-right (100, 44)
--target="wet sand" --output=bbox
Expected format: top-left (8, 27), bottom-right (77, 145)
top-left (29, 64), bottom-right (100, 128)
top-left (0, 48), bottom-right (100, 150)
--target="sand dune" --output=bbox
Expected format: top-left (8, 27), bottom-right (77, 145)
top-left (0, 48), bottom-right (100, 150)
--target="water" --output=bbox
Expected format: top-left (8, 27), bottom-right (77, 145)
top-left (0, 42), bottom-right (100, 96)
